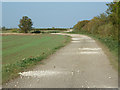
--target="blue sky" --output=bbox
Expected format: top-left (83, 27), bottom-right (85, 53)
top-left (2, 2), bottom-right (108, 28)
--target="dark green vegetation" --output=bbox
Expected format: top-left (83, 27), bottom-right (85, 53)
top-left (31, 28), bottom-right (68, 33)
top-left (72, 2), bottom-right (119, 70)
top-left (34, 28), bottom-right (67, 31)
top-left (2, 34), bottom-right (71, 83)
top-left (1, 28), bottom-right (67, 33)
top-left (18, 16), bottom-right (33, 33)
top-left (31, 30), bottom-right (61, 34)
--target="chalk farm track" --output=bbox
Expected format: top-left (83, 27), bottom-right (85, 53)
top-left (3, 33), bottom-right (118, 88)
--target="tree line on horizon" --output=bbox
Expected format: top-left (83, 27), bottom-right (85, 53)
top-left (1, 2), bottom-right (119, 36)
top-left (73, 2), bottom-right (120, 41)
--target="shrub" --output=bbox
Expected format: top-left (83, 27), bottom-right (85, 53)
top-left (31, 30), bottom-right (41, 33)
top-left (11, 29), bottom-right (18, 33)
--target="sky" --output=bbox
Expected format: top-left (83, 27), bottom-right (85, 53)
top-left (2, 2), bottom-right (108, 28)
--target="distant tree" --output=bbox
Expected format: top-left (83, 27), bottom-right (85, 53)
top-left (52, 27), bottom-right (55, 29)
top-left (2, 26), bottom-right (6, 31)
top-left (18, 16), bottom-right (33, 33)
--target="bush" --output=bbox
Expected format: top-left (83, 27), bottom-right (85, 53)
top-left (73, 20), bottom-right (89, 31)
top-left (48, 30), bottom-right (60, 33)
top-left (11, 29), bottom-right (18, 33)
top-left (31, 30), bottom-right (41, 33)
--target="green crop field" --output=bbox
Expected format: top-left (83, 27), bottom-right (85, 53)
top-left (2, 34), bottom-right (71, 83)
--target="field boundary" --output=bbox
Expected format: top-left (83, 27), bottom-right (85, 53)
top-left (1, 33), bottom-right (41, 36)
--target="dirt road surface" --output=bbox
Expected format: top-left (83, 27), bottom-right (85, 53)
top-left (3, 33), bottom-right (118, 88)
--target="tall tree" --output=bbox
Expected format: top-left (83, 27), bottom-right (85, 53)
top-left (106, 2), bottom-right (120, 40)
top-left (106, 2), bottom-right (120, 25)
top-left (18, 16), bottom-right (33, 33)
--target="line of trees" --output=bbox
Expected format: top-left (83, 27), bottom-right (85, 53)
top-left (73, 2), bottom-right (120, 41)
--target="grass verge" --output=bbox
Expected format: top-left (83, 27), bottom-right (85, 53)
top-left (2, 34), bottom-right (71, 83)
